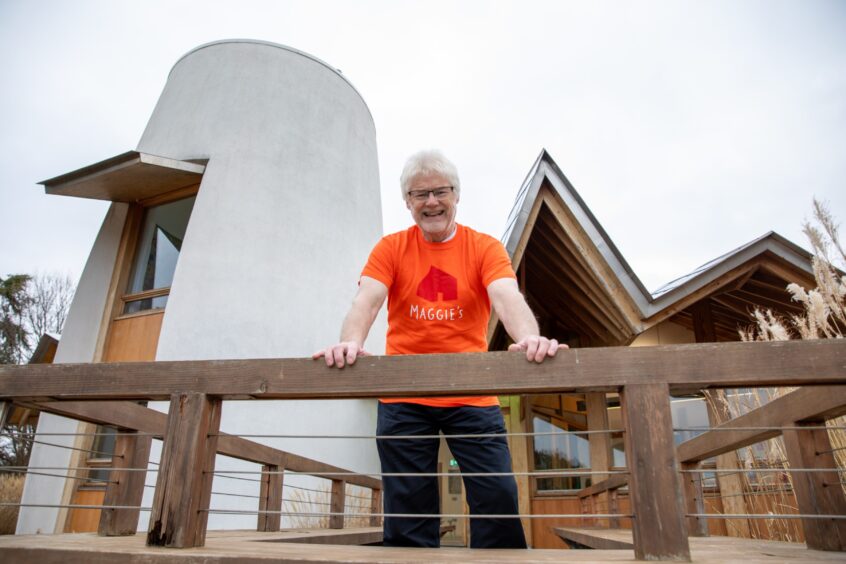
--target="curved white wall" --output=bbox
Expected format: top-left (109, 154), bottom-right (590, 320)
top-left (20, 40), bottom-right (386, 533)
top-left (136, 40), bottom-right (386, 529)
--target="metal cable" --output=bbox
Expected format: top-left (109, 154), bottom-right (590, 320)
top-left (687, 513), bottom-right (846, 520)
top-left (816, 445), bottom-right (846, 456)
top-left (208, 469), bottom-right (626, 478)
top-left (0, 502), bottom-right (149, 511)
top-left (210, 429), bottom-right (623, 440)
top-left (674, 425), bottom-right (846, 432)
top-left (1, 431), bottom-right (158, 437)
top-left (31, 439), bottom-right (124, 459)
top-left (704, 487), bottom-right (796, 500)
top-left (1, 468), bottom-right (118, 484)
top-left (205, 508), bottom-right (632, 519)
top-left (213, 473), bottom-right (263, 484)
top-left (682, 468), bottom-right (836, 474)
top-left (1, 466), bottom-right (154, 473)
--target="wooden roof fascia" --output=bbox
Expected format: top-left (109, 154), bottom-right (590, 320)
top-left (538, 188), bottom-right (643, 335)
top-left (533, 207), bottom-right (635, 336)
top-left (646, 234), bottom-right (814, 316)
top-left (642, 261), bottom-right (762, 330)
top-left (524, 254), bottom-right (622, 343)
top-left (536, 155), bottom-right (653, 311)
top-left (527, 227), bottom-right (631, 342)
top-left (40, 151), bottom-right (206, 202)
top-left (488, 169), bottom-right (547, 344)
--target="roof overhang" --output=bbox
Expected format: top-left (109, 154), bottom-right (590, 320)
top-left (39, 151), bottom-right (205, 202)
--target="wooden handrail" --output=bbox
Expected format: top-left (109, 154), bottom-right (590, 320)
top-left (1, 340), bottom-right (844, 401)
top-left (5, 340), bottom-right (845, 559)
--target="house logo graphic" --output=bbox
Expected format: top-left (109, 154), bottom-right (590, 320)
top-left (416, 266), bottom-right (458, 302)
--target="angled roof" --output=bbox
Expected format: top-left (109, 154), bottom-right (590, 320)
top-left (40, 151), bottom-right (205, 202)
top-left (499, 150), bottom-right (817, 342)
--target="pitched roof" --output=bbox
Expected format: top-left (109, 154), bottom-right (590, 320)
top-left (500, 150), bottom-right (816, 340)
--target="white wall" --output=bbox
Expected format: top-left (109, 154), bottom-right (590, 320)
top-left (17, 203), bottom-right (128, 534)
top-left (135, 40), bottom-right (386, 530)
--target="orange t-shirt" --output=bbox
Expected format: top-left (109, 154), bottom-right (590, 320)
top-left (361, 224), bottom-right (516, 407)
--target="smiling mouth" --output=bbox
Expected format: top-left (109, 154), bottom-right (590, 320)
top-left (422, 210), bottom-right (445, 217)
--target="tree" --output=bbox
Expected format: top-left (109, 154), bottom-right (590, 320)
top-left (23, 273), bottom-right (75, 344)
top-left (0, 275), bottom-right (31, 364)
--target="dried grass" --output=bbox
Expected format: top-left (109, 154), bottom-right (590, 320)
top-left (723, 199), bottom-right (846, 541)
top-left (283, 482), bottom-right (375, 529)
top-left (0, 473), bottom-right (24, 535)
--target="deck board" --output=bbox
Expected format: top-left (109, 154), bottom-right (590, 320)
top-left (1, 528), bottom-right (844, 563)
top-left (553, 527), bottom-right (845, 561)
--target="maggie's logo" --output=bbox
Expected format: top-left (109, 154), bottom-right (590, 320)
top-left (416, 266), bottom-right (458, 302)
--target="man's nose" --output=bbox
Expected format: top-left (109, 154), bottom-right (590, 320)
top-left (425, 191), bottom-right (439, 204)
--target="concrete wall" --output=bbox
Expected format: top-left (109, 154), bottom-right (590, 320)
top-left (17, 203), bottom-right (129, 533)
top-left (135, 40), bottom-right (386, 529)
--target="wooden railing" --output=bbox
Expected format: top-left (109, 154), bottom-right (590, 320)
top-left (1, 339), bottom-right (845, 561)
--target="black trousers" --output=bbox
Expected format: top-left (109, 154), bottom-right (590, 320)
top-left (376, 402), bottom-right (527, 548)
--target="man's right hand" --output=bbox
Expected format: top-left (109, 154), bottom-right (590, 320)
top-left (312, 341), bottom-right (369, 368)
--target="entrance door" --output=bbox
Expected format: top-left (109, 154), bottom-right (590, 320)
top-left (64, 191), bottom-right (196, 532)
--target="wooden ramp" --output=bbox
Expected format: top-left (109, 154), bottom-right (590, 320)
top-left (553, 527), bottom-right (844, 562)
top-left (2, 529), bottom-right (845, 563)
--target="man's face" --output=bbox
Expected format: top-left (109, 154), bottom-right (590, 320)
top-left (405, 172), bottom-right (459, 242)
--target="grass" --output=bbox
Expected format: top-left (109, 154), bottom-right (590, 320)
top-left (0, 472), bottom-right (24, 535)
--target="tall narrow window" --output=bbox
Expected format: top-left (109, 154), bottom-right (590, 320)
top-left (123, 196), bottom-right (196, 314)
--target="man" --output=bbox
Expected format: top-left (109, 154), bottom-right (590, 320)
top-left (314, 150), bottom-right (564, 548)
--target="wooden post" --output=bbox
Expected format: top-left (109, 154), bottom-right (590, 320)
top-left (622, 383), bottom-right (690, 561)
top-left (609, 489), bottom-right (621, 529)
top-left (693, 299), bottom-right (752, 538)
top-left (586, 392), bottom-right (613, 527)
top-left (369, 487), bottom-right (382, 527)
top-left (147, 392), bottom-right (221, 548)
top-left (329, 479), bottom-right (346, 529)
top-left (257, 464), bottom-right (283, 532)
top-left (98, 431), bottom-right (152, 536)
top-left (703, 389), bottom-right (752, 538)
top-left (680, 461), bottom-right (709, 537)
top-left (782, 422), bottom-right (846, 551)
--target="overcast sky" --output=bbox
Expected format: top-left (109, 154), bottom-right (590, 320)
top-left (1, 0), bottom-right (844, 292)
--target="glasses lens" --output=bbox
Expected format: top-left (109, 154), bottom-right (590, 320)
top-left (408, 187), bottom-right (452, 201)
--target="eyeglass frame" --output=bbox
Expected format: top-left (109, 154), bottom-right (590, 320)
top-left (405, 186), bottom-right (454, 202)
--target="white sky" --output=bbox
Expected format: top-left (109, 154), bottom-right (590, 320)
top-left (1, 0), bottom-right (844, 292)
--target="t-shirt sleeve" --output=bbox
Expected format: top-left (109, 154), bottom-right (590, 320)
top-left (361, 236), bottom-right (395, 288)
top-left (478, 235), bottom-right (517, 287)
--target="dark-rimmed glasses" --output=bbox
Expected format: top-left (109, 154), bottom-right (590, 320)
top-left (406, 186), bottom-right (454, 202)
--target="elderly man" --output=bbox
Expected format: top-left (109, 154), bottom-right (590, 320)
top-left (314, 150), bottom-right (563, 548)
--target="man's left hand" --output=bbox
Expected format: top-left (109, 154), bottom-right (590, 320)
top-left (508, 336), bottom-right (568, 363)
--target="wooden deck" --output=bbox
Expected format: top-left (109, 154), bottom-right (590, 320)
top-left (1, 528), bottom-right (844, 563)
top-left (552, 527), bottom-right (844, 562)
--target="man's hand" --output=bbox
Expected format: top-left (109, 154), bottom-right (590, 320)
top-left (508, 336), bottom-right (569, 363)
top-left (312, 341), bottom-right (369, 368)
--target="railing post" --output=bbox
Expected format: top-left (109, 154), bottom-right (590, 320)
top-left (147, 392), bottom-right (221, 548)
top-left (609, 488), bottom-right (621, 529)
top-left (257, 464), bottom-right (283, 532)
top-left (782, 421), bottom-right (846, 551)
top-left (98, 430), bottom-right (152, 536)
top-left (586, 392), bottom-right (613, 528)
top-left (680, 461), bottom-right (708, 537)
top-left (369, 487), bottom-right (382, 527)
top-left (622, 383), bottom-right (690, 561)
top-left (329, 479), bottom-right (346, 529)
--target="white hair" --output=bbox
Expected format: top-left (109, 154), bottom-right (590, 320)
top-left (399, 149), bottom-right (461, 199)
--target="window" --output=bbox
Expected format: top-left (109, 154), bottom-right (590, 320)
top-left (122, 196), bottom-right (196, 314)
top-left (533, 416), bottom-right (591, 491)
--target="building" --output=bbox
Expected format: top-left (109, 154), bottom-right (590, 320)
top-left (17, 40), bottom-right (818, 548)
